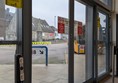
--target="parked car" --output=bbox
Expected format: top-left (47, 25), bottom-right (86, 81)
top-left (55, 35), bottom-right (61, 40)
top-left (0, 37), bottom-right (4, 41)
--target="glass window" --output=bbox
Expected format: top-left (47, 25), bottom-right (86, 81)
top-left (74, 2), bottom-right (86, 82)
top-left (97, 12), bottom-right (108, 75)
top-left (32, 0), bottom-right (68, 83)
top-left (0, 45), bottom-right (16, 83)
top-left (99, 0), bottom-right (112, 7)
top-left (1, 4), bottom-right (17, 41)
top-left (0, 1), bottom-right (17, 82)
top-left (74, 1), bottom-right (93, 82)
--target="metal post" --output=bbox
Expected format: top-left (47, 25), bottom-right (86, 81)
top-left (46, 47), bottom-right (48, 66)
top-left (116, 14), bottom-right (118, 76)
top-left (93, 6), bottom-right (98, 83)
top-left (85, 5), bottom-right (94, 80)
top-left (112, 46), bottom-right (116, 83)
top-left (15, 9), bottom-right (23, 83)
top-left (54, 16), bottom-right (56, 28)
top-left (22, 0), bottom-right (32, 83)
top-left (68, 0), bottom-right (74, 83)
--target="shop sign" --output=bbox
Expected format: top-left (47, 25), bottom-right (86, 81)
top-left (58, 16), bottom-right (65, 33)
top-left (78, 22), bottom-right (83, 35)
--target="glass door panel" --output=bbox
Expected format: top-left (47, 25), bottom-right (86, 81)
top-left (97, 11), bottom-right (109, 75)
top-left (74, 2), bottom-right (86, 83)
top-left (74, 1), bottom-right (93, 82)
top-left (0, 0), bottom-right (17, 82)
top-left (85, 5), bottom-right (93, 81)
top-left (32, 0), bottom-right (69, 83)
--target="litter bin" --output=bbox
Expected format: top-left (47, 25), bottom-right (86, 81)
top-left (79, 44), bottom-right (85, 54)
top-left (74, 40), bottom-right (79, 54)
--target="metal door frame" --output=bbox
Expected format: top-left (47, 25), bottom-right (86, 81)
top-left (116, 14), bottom-right (118, 76)
top-left (22, 0), bottom-right (32, 83)
top-left (68, 0), bottom-right (112, 83)
top-left (68, 0), bottom-right (74, 83)
top-left (21, 0), bottom-right (112, 83)
top-left (94, 6), bottom-right (112, 82)
top-left (68, 0), bottom-right (94, 83)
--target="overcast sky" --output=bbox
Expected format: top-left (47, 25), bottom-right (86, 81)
top-left (32, 0), bottom-right (86, 27)
top-left (5, 0), bottom-right (86, 28)
top-left (5, 0), bottom-right (107, 28)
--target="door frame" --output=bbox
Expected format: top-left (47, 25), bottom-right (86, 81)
top-left (21, 0), bottom-right (112, 83)
top-left (93, 5), bottom-right (112, 82)
top-left (69, 0), bottom-right (112, 83)
top-left (116, 14), bottom-right (118, 76)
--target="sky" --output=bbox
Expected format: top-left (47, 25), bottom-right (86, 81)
top-left (99, 13), bottom-right (106, 27)
top-left (5, 0), bottom-right (107, 28)
top-left (5, 0), bottom-right (86, 28)
top-left (32, 0), bottom-right (86, 27)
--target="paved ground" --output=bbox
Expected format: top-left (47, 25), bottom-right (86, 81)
top-left (0, 54), bottom-right (108, 83)
top-left (0, 55), bottom-right (85, 83)
top-left (0, 64), bottom-right (68, 83)
top-left (0, 43), bottom-right (108, 83)
top-left (0, 43), bottom-right (68, 64)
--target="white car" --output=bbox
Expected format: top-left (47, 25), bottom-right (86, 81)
top-left (0, 37), bottom-right (4, 41)
top-left (55, 36), bottom-right (61, 40)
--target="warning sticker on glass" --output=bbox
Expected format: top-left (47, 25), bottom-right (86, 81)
top-left (6, 0), bottom-right (22, 8)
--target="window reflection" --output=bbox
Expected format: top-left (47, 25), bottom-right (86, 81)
top-left (99, 0), bottom-right (112, 7)
top-left (98, 12), bottom-right (108, 75)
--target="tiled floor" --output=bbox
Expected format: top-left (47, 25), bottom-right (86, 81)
top-left (102, 76), bottom-right (118, 83)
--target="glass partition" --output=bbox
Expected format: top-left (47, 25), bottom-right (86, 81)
top-left (74, 1), bottom-right (93, 82)
top-left (32, 0), bottom-right (68, 83)
top-left (0, 45), bottom-right (16, 83)
top-left (0, 0), bottom-right (17, 82)
top-left (93, 0), bottom-right (112, 10)
top-left (99, 0), bottom-right (112, 6)
top-left (1, 4), bottom-right (17, 41)
top-left (5, 6), bottom-right (17, 41)
top-left (97, 12), bottom-right (109, 75)
top-left (74, 2), bottom-right (86, 82)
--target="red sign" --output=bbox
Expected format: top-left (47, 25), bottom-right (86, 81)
top-left (49, 33), bottom-right (54, 36)
top-left (58, 16), bottom-right (65, 33)
top-left (78, 22), bottom-right (83, 35)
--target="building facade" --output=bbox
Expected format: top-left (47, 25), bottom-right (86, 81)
top-left (5, 13), bottom-right (56, 41)
top-left (5, 12), bottom-right (16, 40)
top-left (0, 0), bottom-right (5, 39)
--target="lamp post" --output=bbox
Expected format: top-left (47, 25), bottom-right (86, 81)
top-left (54, 16), bottom-right (57, 41)
top-left (54, 16), bottom-right (56, 28)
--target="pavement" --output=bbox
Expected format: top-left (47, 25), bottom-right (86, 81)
top-left (0, 54), bottom-right (86, 83)
top-left (0, 54), bottom-right (108, 83)
top-left (0, 43), bottom-right (108, 83)
top-left (0, 64), bottom-right (68, 83)
top-left (0, 43), bottom-right (68, 64)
